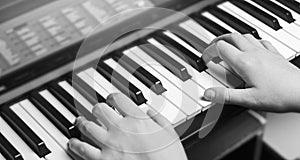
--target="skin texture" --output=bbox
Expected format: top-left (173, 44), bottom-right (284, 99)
top-left (68, 93), bottom-right (188, 160)
top-left (203, 33), bottom-right (300, 113)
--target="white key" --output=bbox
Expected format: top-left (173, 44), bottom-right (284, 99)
top-left (219, 4), bottom-right (296, 60)
top-left (19, 100), bottom-right (70, 152)
top-left (39, 90), bottom-right (76, 123)
top-left (58, 81), bottom-right (94, 113)
top-left (84, 68), bottom-right (150, 113)
top-left (77, 72), bottom-right (110, 98)
top-left (0, 117), bottom-right (44, 160)
top-left (104, 58), bottom-right (186, 125)
top-left (179, 20), bottom-right (215, 44)
top-left (202, 12), bottom-right (238, 33)
top-left (222, 2), bottom-right (300, 52)
top-left (10, 104), bottom-right (73, 160)
top-left (0, 153), bottom-right (5, 160)
top-left (270, 0), bottom-right (300, 26)
top-left (148, 37), bottom-right (216, 108)
top-left (246, 0), bottom-right (300, 39)
top-left (127, 47), bottom-right (202, 117)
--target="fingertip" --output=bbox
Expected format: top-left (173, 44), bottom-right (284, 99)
top-left (204, 89), bottom-right (216, 101)
top-left (68, 138), bottom-right (82, 152)
top-left (92, 103), bottom-right (105, 117)
top-left (75, 116), bottom-right (87, 126)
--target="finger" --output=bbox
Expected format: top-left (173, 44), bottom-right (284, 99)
top-left (68, 138), bottom-right (102, 160)
top-left (147, 109), bottom-right (171, 128)
top-left (215, 40), bottom-right (244, 71)
top-left (204, 87), bottom-right (256, 107)
top-left (243, 34), bottom-right (264, 48)
top-left (202, 43), bottom-right (220, 63)
top-left (106, 93), bottom-right (146, 118)
top-left (92, 103), bottom-right (123, 128)
top-left (76, 117), bottom-right (108, 144)
top-left (212, 33), bottom-right (256, 51)
top-left (260, 40), bottom-right (280, 55)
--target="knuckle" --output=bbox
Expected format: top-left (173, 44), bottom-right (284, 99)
top-left (244, 33), bottom-right (253, 38)
top-left (230, 32), bottom-right (241, 40)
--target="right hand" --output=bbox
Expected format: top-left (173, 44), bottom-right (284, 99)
top-left (202, 33), bottom-right (300, 113)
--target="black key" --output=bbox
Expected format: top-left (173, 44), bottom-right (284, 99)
top-left (191, 14), bottom-right (231, 36)
top-left (231, 0), bottom-right (282, 30)
top-left (252, 0), bottom-right (295, 23)
top-left (29, 92), bottom-right (80, 139)
top-left (167, 24), bottom-right (209, 52)
top-left (96, 62), bottom-right (147, 106)
top-left (154, 32), bottom-right (208, 72)
top-left (49, 81), bottom-right (98, 123)
top-left (48, 82), bottom-right (79, 117)
top-left (209, 7), bottom-right (261, 39)
top-left (0, 132), bottom-right (23, 160)
top-left (67, 75), bottom-right (106, 105)
top-left (112, 52), bottom-right (166, 95)
top-left (276, 0), bottom-right (300, 14)
top-left (1, 108), bottom-right (51, 158)
top-left (139, 39), bottom-right (191, 81)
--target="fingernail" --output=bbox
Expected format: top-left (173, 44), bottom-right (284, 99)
top-left (75, 116), bottom-right (86, 126)
top-left (204, 90), bottom-right (215, 101)
top-left (68, 138), bottom-right (75, 149)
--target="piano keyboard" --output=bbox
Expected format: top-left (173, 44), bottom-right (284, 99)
top-left (1, 0), bottom-right (300, 159)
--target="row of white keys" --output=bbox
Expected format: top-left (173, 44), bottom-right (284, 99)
top-left (83, 67), bottom-right (151, 113)
top-left (104, 58), bottom-right (186, 125)
top-left (127, 47), bottom-right (203, 117)
top-left (246, 0), bottom-right (300, 39)
top-left (39, 90), bottom-right (76, 124)
top-left (10, 104), bottom-right (73, 160)
top-left (58, 81), bottom-right (94, 114)
top-left (19, 100), bottom-right (70, 154)
top-left (147, 37), bottom-right (216, 107)
top-left (221, 2), bottom-right (300, 52)
top-left (0, 117), bottom-right (45, 160)
top-left (218, 4), bottom-right (296, 60)
top-left (270, 0), bottom-right (300, 26)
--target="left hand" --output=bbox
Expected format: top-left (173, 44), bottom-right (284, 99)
top-left (68, 93), bottom-right (187, 160)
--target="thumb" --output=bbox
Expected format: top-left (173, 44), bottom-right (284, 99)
top-left (204, 87), bottom-right (255, 107)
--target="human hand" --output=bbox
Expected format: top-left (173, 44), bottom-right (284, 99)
top-left (202, 33), bottom-right (300, 113)
top-left (68, 93), bottom-right (187, 160)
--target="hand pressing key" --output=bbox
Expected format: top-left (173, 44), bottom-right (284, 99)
top-left (68, 93), bottom-right (187, 160)
top-left (202, 33), bottom-right (300, 113)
